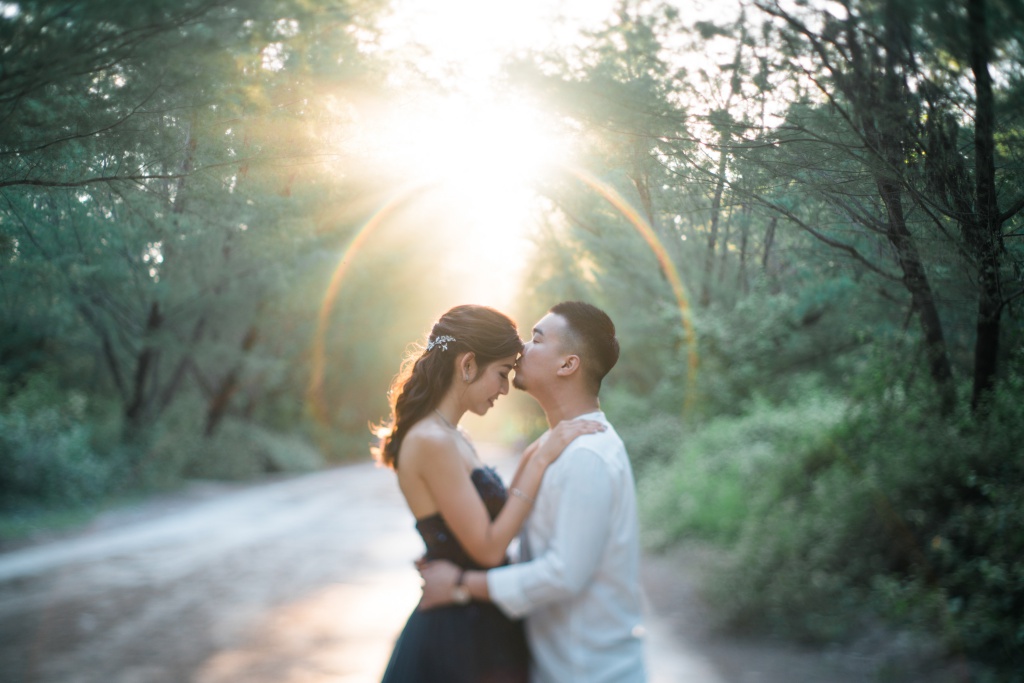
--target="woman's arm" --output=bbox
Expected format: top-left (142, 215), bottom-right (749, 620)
top-left (415, 419), bottom-right (604, 567)
top-left (419, 445), bottom-right (616, 613)
top-left (506, 420), bottom-right (590, 492)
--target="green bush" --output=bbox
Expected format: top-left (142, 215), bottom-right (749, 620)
top-left (690, 280), bottom-right (869, 415)
top-left (634, 392), bottom-right (846, 547)
top-left (0, 373), bottom-right (121, 509)
top-left (617, 413), bottom-right (687, 474)
top-left (184, 418), bottom-right (324, 480)
top-left (697, 365), bottom-right (1024, 677)
top-left (126, 399), bottom-right (206, 491)
top-left (135, 399), bottom-right (325, 485)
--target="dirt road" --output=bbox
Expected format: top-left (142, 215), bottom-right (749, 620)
top-left (0, 451), bottom-right (951, 683)
top-left (0, 459), bottom-right (425, 683)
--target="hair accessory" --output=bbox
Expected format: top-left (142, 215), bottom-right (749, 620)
top-left (427, 335), bottom-right (457, 352)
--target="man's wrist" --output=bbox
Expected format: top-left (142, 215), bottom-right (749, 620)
top-left (452, 568), bottom-right (470, 605)
top-left (465, 569), bottom-right (491, 602)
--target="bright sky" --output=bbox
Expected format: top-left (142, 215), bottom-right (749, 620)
top-left (377, 0), bottom-right (618, 80)
top-left (350, 0), bottom-right (620, 308)
top-left (358, 0), bottom-right (744, 308)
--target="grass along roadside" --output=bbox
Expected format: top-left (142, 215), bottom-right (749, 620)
top-left (630, 383), bottom-right (1024, 681)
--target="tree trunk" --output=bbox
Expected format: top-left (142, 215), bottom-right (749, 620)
top-left (204, 325), bottom-right (259, 437)
top-left (700, 141), bottom-right (728, 307)
top-left (718, 207), bottom-right (734, 285)
top-left (157, 315), bottom-right (209, 415)
top-left (628, 167), bottom-right (657, 231)
top-left (124, 301), bottom-right (163, 432)
top-left (877, 179), bottom-right (955, 412)
top-left (74, 302), bottom-right (128, 401)
top-left (737, 216), bottom-right (750, 295)
top-left (861, 2), bottom-right (955, 413)
top-left (762, 216), bottom-right (776, 271)
top-left (967, 0), bottom-right (1003, 411)
top-left (171, 118), bottom-right (197, 216)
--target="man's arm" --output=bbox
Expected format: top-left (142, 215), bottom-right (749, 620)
top-left (488, 447), bottom-right (616, 617)
top-left (418, 447), bottom-right (616, 614)
top-left (418, 560), bottom-right (490, 609)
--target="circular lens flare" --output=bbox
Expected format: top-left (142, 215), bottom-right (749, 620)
top-left (308, 166), bottom-right (699, 427)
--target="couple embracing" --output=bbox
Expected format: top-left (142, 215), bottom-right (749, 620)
top-left (375, 301), bottom-right (647, 683)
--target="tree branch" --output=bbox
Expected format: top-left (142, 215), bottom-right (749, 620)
top-left (1000, 196), bottom-right (1024, 225)
top-left (744, 187), bottom-right (901, 281)
top-left (1000, 286), bottom-right (1024, 311)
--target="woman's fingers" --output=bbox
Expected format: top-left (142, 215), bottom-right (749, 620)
top-left (555, 419), bottom-right (605, 440)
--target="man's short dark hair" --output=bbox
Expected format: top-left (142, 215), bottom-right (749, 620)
top-left (549, 301), bottom-right (619, 392)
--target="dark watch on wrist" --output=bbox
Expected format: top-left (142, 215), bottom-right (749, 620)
top-left (452, 569), bottom-right (470, 605)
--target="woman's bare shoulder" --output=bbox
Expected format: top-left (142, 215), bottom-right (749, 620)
top-left (400, 419), bottom-right (457, 470)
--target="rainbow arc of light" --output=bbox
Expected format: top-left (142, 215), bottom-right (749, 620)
top-left (306, 169), bottom-right (977, 672)
top-left (308, 167), bottom-right (699, 422)
top-left (560, 166), bottom-right (698, 414)
top-left (307, 181), bottom-right (430, 424)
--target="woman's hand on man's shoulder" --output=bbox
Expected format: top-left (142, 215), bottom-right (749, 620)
top-left (532, 419), bottom-right (605, 467)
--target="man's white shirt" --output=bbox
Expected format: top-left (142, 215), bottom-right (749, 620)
top-left (488, 411), bottom-right (647, 683)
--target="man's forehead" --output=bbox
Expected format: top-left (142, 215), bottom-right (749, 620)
top-left (533, 312), bottom-right (567, 337)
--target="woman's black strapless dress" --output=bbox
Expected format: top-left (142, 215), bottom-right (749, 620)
top-left (380, 466), bottom-right (529, 683)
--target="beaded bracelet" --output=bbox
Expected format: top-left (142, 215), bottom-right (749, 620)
top-left (510, 487), bottom-right (535, 504)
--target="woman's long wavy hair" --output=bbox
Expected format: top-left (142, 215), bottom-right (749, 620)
top-left (373, 305), bottom-right (522, 469)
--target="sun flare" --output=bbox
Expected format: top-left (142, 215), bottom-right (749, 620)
top-left (345, 90), bottom-right (573, 307)
top-left (368, 94), bottom-right (567, 195)
top-left (336, 0), bottom-right (623, 308)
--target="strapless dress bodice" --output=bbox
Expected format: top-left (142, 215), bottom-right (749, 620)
top-left (414, 466), bottom-right (508, 570)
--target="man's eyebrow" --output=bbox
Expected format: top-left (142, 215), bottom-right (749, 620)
top-left (533, 326), bottom-right (544, 337)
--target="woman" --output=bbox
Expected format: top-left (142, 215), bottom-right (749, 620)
top-left (375, 305), bottom-right (603, 683)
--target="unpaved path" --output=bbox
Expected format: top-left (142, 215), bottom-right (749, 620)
top-left (0, 449), bottom-right (956, 683)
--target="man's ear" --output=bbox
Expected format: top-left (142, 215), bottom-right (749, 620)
top-left (556, 354), bottom-right (581, 377)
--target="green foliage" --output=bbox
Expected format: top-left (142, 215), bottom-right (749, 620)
top-left (126, 399), bottom-right (206, 491)
top-left (0, 373), bottom-right (124, 509)
top-left (185, 419), bottom-right (324, 480)
top-left (634, 391), bottom-right (846, 548)
top-left (642, 359), bottom-right (1024, 677)
top-left (616, 411), bottom-right (686, 474)
top-left (129, 395), bottom-right (324, 488)
top-left (514, 1), bottom-right (1024, 678)
top-left (693, 278), bottom-right (873, 414)
top-left (0, 0), bottom-right (404, 490)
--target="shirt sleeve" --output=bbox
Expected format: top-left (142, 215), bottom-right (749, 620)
top-left (487, 446), bottom-right (615, 618)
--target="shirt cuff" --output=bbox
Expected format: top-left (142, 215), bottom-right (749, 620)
top-left (487, 563), bottom-right (530, 619)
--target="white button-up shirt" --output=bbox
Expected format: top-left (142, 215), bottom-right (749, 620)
top-left (488, 411), bottom-right (647, 683)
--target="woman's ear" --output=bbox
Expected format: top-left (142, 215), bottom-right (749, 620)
top-left (460, 352), bottom-right (477, 382)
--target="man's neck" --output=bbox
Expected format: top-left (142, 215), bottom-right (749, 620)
top-left (541, 394), bottom-right (601, 427)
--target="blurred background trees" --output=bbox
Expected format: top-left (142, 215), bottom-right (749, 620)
top-left (1, 0), bottom-right (410, 497)
top-left (1, 0), bottom-right (1021, 677)
top-left (510, 0), bottom-right (1023, 675)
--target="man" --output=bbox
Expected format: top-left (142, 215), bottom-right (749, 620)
top-left (419, 301), bottom-right (647, 683)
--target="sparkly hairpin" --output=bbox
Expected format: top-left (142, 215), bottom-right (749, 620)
top-left (426, 335), bottom-right (457, 352)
